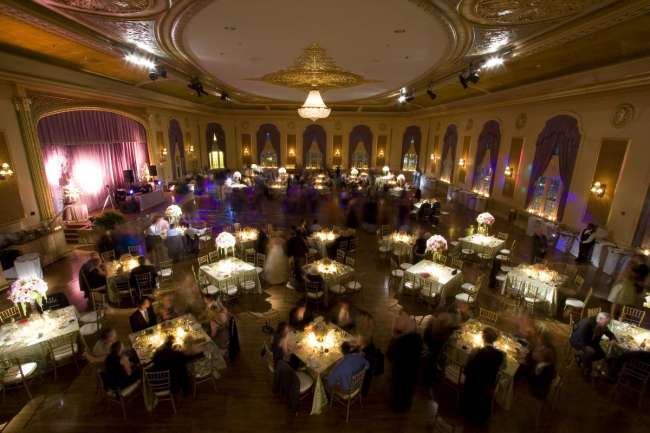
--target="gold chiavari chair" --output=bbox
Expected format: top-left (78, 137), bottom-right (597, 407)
top-left (478, 307), bottom-right (499, 325)
top-left (0, 306), bottom-right (21, 323)
top-left (144, 369), bottom-right (177, 414)
top-left (620, 306), bottom-right (646, 327)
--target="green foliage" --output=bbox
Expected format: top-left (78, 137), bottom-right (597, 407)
top-left (93, 211), bottom-right (125, 230)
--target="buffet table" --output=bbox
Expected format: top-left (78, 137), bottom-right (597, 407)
top-left (399, 260), bottom-right (462, 304)
top-left (286, 319), bottom-right (354, 415)
top-left (446, 319), bottom-right (527, 410)
top-left (135, 189), bottom-right (166, 211)
top-left (200, 257), bottom-right (262, 294)
top-left (0, 306), bottom-right (78, 362)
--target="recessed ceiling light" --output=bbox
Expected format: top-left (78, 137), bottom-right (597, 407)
top-left (224, 26), bottom-right (237, 31)
top-left (394, 28), bottom-right (406, 34)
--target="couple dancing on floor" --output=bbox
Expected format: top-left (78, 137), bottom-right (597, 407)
top-left (263, 227), bottom-right (309, 287)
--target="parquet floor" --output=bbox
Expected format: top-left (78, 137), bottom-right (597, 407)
top-left (1, 186), bottom-right (648, 433)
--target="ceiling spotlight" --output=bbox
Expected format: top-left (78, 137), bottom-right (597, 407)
top-left (397, 87), bottom-right (414, 104)
top-left (459, 64), bottom-right (480, 89)
top-left (426, 83), bottom-right (437, 100)
top-left (188, 78), bottom-right (209, 97)
top-left (483, 56), bottom-right (505, 70)
top-left (147, 65), bottom-right (167, 81)
top-left (397, 94), bottom-right (407, 104)
top-left (220, 91), bottom-right (231, 102)
top-left (124, 53), bottom-right (156, 70)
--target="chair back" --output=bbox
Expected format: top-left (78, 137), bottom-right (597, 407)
top-left (345, 256), bottom-right (355, 267)
top-left (0, 306), bottom-right (21, 323)
top-left (144, 369), bottom-right (172, 395)
top-left (256, 253), bottom-right (266, 267)
top-left (90, 291), bottom-right (106, 312)
top-left (115, 278), bottom-right (131, 292)
top-left (348, 237), bottom-right (357, 251)
top-left (574, 274), bottom-right (585, 289)
top-left (158, 259), bottom-right (173, 270)
top-left (479, 307), bottom-right (499, 324)
top-left (305, 280), bottom-right (322, 294)
top-left (390, 256), bottom-right (399, 270)
top-left (100, 250), bottom-right (116, 262)
top-left (586, 306), bottom-right (601, 318)
top-left (135, 273), bottom-right (154, 297)
top-left (497, 232), bottom-right (509, 241)
top-left (582, 286), bottom-right (594, 306)
top-left (336, 249), bottom-right (346, 263)
top-left (48, 333), bottom-right (76, 355)
top-left (128, 245), bottom-right (141, 256)
top-left (620, 306), bottom-right (646, 326)
top-left (347, 368), bottom-right (366, 395)
top-left (208, 250), bottom-right (219, 263)
top-left (450, 257), bottom-right (464, 270)
top-left (197, 255), bottom-right (209, 266)
top-left (618, 360), bottom-right (650, 383)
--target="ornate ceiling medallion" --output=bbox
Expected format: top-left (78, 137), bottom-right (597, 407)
top-left (461, 0), bottom-right (608, 25)
top-left (257, 43), bottom-right (369, 90)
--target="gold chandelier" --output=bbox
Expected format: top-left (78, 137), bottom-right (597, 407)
top-left (259, 43), bottom-right (370, 121)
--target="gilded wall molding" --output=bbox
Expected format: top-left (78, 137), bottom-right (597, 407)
top-left (39, 0), bottom-right (168, 18)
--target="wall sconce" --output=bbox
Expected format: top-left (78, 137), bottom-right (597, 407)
top-left (334, 148), bottom-right (341, 157)
top-left (458, 158), bottom-right (466, 168)
top-left (590, 181), bottom-right (606, 197)
top-left (289, 148), bottom-right (295, 157)
top-left (378, 149), bottom-right (385, 158)
top-left (504, 165), bottom-right (513, 177)
top-left (187, 144), bottom-right (195, 153)
top-left (0, 162), bottom-right (14, 180)
top-left (243, 147), bottom-right (250, 156)
top-left (160, 147), bottom-right (168, 161)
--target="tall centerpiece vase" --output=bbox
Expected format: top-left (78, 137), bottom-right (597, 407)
top-left (426, 235), bottom-right (448, 263)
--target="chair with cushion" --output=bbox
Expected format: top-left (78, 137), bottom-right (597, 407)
top-left (1, 356), bottom-right (38, 400)
top-left (244, 248), bottom-right (257, 264)
top-left (157, 259), bottom-right (174, 283)
top-left (305, 280), bottom-right (324, 309)
top-left (197, 255), bottom-right (209, 267)
top-left (461, 275), bottom-right (483, 297)
top-left (97, 370), bottom-right (140, 420)
top-left (239, 275), bottom-right (258, 294)
top-left (79, 291), bottom-right (106, 337)
top-left (114, 278), bottom-right (135, 306)
top-left (441, 358), bottom-right (465, 408)
top-left (329, 368), bottom-right (367, 422)
top-left (189, 355), bottom-right (219, 399)
top-left (144, 369), bottom-right (177, 414)
top-left (497, 232), bottom-right (509, 241)
top-left (521, 286), bottom-right (542, 316)
top-left (500, 239), bottom-right (517, 256)
top-left (620, 306), bottom-right (646, 327)
top-left (450, 257), bottom-right (464, 270)
top-left (255, 253), bottom-right (266, 279)
top-left (402, 273), bottom-right (421, 295)
top-left (0, 306), bottom-right (21, 324)
top-left (46, 333), bottom-right (80, 381)
top-left (563, 287), bottom-right (593, 320)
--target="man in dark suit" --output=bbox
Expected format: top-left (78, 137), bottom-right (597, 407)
top-left (129, 256), bottom-right (157, 294)
top-left (570, 312), bottom-right (616, 379)
top-left (129, 296), bottom-right (157, 332)
top-left (461, 327), bottom-right (505, 425)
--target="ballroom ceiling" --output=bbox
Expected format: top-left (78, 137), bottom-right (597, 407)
top-left (1, 0), bottom-right (650, 112)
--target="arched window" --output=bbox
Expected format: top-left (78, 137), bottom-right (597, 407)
top-left (259, 132), bottom-right (278, 168)
top-left (351, 141), bottom-right (369, 169)
top-left (306, 141), bottom-right (323, 169)
top-left (441, 150), bottom-right (453, 182)
top-left (529, 150), bottom-right (563, 221)
top-left (206, 124), bottom-right (226, 170)
top-left (402, 138), bottom-right (418, 171)
top-left (473, 160), bottom-right (493, 197)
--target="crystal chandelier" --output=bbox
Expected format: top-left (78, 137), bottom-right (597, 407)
top-left (298, 89), bottom-right (331, 121)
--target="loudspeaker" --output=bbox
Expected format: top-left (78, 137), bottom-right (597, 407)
top-left (123, 169), bottom-right (134, 184)
top-left (149, 165), bottom-right (158, 177)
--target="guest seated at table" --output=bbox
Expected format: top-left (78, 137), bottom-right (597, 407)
top-left (129, 256), bottom-right (157, 293)
top-left (289, 304), bottom-right (314, 331)
top-left (570, 312), bottom-right (617, 380)
top-left (309, 219), bottom-right (322, 233)
top-left (386, 310), bottom-right (422, 412)
top-left (104, 341), bottom-right (140, 391)
top-left (208, 306), bottom-right (231, 357)
top-left (155, 294), bottom-right (179, 322)
top-left (330, 302), bottom-right (355, 331)
top-left (531, 225), bottom-right (548, 264)
top-left (151, 336), bottom-right (192, 394)
top-left (201, 293), bottom-right (224, 318)
top-left (327, 341), bottom-right (369, 392)
top-left (147, 215), bottom-right (169, 236)
top-left (461, 327), bottom-right (505, 425)
top-left (79, 252), bottom-right (107, 298)
top-left (446, 299), bottom-right (472, 323)
top-left (129, 296), bottom-right (157, 332)
top-left (85, 327), bottom-right (118, 363)
top-left (413, 231), bottom-right (427, 257)
top-left (607, 263), bottom-right (649, 319)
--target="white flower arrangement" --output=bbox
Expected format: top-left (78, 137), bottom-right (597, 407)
top-left (476, 212), bottom-right (495, 226)
top-left (382, 166), bottom-right (390, 174)
top-left (233, 171), bottom-right (242, 181)
top-left (215, 231), bottom-right (236, 249)
top-left (426, 235), bottom-right (448, 252)
top-left (164, 204), bottom-right (183, 224)
top-left (278, 167), bottom-right (287, 175)
top-left (350, 168), bottom-right (359, 176)
top-left (9, 277), bottom-right (48, 315)
top-left (396, 174), bottom-right (406, 183)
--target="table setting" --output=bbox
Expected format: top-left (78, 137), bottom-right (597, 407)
top-left (446, 319), bottom-right (528, 410)
top-left (105, 254), bottom-right (147, 303)
top-left (382, 231), bottom-right (416, 260)
top-left (399, 260), bottom-right (462, 304)
top-left (505, 264), bottom-right (567, 314)
top-left (200, 257), bottom-right (262, 294)
top-left (310, 228), bottom-right (342, 257)
top-left (602, 320), bottom-right (650, 357)
top-left (302, 259), bottom-right (354, 306)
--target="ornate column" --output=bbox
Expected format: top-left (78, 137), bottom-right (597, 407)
top-left (13, 96), bottom-right (55, 221)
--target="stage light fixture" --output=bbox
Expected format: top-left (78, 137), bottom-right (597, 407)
top-left (459, 63), bottom-right (480, 89)
top-left (483, 56), bottom-right (504, 70)
top-left (188, 78), bottom-right (209, 97)
top-left (426, 89), bottom-right (436, 100)
top-left (220, 91), bottom-right (231, 103)
top-left (397, 87), bottom-right (414, 104)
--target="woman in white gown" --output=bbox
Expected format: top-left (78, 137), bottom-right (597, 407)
top-left (263, 236), bottom-right (289, 285)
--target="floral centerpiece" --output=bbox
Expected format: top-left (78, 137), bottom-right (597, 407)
top-left (278, 167), bottom-right (287, 175)
top-left (350, 167), bottom-right (359, 177)
top-left (215, 231), bottom-right (236, 249)
top-left (476, 212), bottom-right (495, 235)
top-left (396, 173), bottom-right (406, 185)
top-left (232, 171), bottom-right (242, 182)
top-left (382, 166), bottom-right (390, 175)
top-left (9, 277), bottom-right (48, 316)
top-left (164, 204), bottom-right (183, 225)
top-left (426, 234), bottom-right (448, 262)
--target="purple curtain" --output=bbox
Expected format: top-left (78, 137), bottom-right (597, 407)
top-left (525, 115), bottom-right (581, 221)
top-left (168, 119), bottom-right (185, 178)
top-left (256, 124), bottom-right (281, 165)
top-left (441, 124), bottom-right (458, 179)
top-left (303, 124), bottom-right (326, 165)
top-left (472, 120), bottom-right (501, 192)
top-left (206, 123), bottom-right (226, 168)
top-left (349, 125), bottom-right (372, 164)
top-left (401, 126), bottom-right (421, 168)
top-left (38, 110), bottom-right (149, 213)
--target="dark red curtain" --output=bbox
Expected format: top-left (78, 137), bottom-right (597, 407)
top-left (525, 115), bottom-right (581, 221)
top-left (38, 110), bottom-right (149, 213)
top-left (206, 123), bottom-right (226, 168)
top-left (472, 120), bottom-right (501, 193)
top-left (441, 124), bottom-right (458, 180)
top-left (349, 125), bottom-right (373, 165)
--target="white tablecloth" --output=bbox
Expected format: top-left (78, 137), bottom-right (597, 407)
top-left (602, 248), bottom-right (633, 276)
top-left (505, 267), bottom-right (566, 314)
top-left (458, 234), bottom-right (505, 258)
top-left (555, 231), bottom-right (577, 253)
top-left (526, 216), bottom-right (558, 238)
top-left (135, 189), bottom-right (166, 211)
top-left (200, 258), bottom-right (262, 294)
top-left (591, 240), bottom-right (616, 268)
top-left (399, 260), bottom-right (462, 304)
top-left (14, 253), bottom-right (43, 279)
